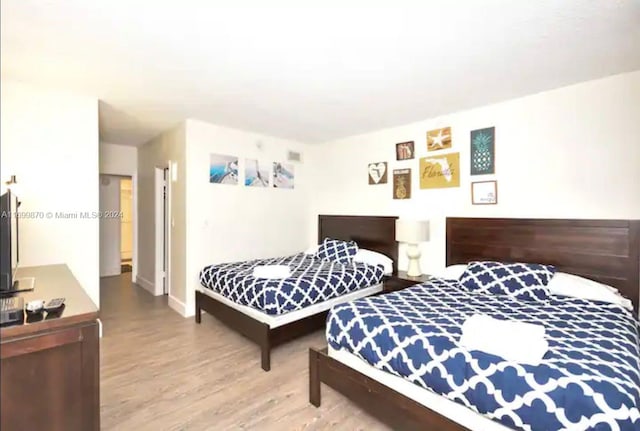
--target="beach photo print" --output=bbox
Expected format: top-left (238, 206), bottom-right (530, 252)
top-left (273, 162), bottom-right (294, 189)
top-left (245, 159), bottom-right (270, 187)
top-left (209, 153), bottom-right (239, 185)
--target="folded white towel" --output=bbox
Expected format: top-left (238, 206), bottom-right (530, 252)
top-left (459, 314), bottom-right (548, 365)
top-left (253, 265), bottom-right (291, 279)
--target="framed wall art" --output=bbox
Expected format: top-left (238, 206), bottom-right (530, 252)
top-left (471, 180), bottom-right (498, 205)
top-left (395, 141), bottom-right (415, 160)
top-left (368, 161), bottom-right (388, 185)
top-left (393, 169), bottom-right (411, 199)
top-left (209, 154), bottom-right (239, 185)
top-left (419, 152), bottom-right (460, 189)
top-left (427, 127), bottom-right (452, 151)
top-left (470, 127), bottom-right (495, 175)
top-left (245, 159), bottom-right (269, 187)
top-left (273, 162), bottom-right (294, 189)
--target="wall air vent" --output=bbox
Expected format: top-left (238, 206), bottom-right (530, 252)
top-left (287, 151), bottom-right (302, 162)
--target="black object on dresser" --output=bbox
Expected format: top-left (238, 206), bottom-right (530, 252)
top-left (0, 264), bottom-right (100, 431)
top-left (383, 271), bottom-right (431, 293)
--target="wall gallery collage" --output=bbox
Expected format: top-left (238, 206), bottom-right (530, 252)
top-left (367, 126), bottom-right (498, 205)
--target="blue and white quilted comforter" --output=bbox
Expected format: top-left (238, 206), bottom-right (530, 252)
top-left (199, 253), bottom-right (384, 315)
top-left (327, 278), bottom-right (640, 431)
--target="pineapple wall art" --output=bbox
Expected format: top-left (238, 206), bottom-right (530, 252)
top-left (393, 169), bottom-right (411, 199)
top-left (470, 127), bottom-right (495, 175)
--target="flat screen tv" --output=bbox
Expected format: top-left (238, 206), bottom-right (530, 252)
top-left (0, 190), bottom-right (19, 292)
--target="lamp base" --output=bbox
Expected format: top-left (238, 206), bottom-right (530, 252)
top-left (406, 243), bottom-right (422, 277)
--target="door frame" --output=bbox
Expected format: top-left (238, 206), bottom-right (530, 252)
top-left (154, 165), bottom-right (171, 297)
top-left (98, 173), bottom-right (137, 279)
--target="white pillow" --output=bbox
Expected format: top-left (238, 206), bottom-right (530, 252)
top-left (547, 272), bottom-right (632, 310)
top-left (431, 264), bottom-right (467, 280)
top-left (352, 249), bottom-right (393, 274)
top-left (304, 244), bottom-right (319, 255)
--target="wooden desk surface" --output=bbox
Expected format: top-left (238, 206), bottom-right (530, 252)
top-left (0, 264), bottom-right (99, 340)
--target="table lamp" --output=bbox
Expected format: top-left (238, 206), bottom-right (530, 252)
top-left (395, 219), bottom-right (430, 277)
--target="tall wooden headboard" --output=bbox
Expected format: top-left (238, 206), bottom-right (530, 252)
top-left (446, 218), bottom-right (640, 311)
top-left (318, 215), bottom-right (398, 273)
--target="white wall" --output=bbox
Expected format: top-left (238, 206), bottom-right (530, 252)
top-left (137, 124), bottom-right (186, 307)
top-left (0, 80), bottom-right (100, 306)
top-left (182, 119), bottom-right (311, 316)
top-left (99, 175), bottom-right (121, 277)
top-left (99, 142), bottom-right (137, 175)
top-left (311, 71), bottom-right (640, 274)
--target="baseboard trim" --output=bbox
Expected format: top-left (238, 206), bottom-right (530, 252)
top-left (135, 275), bottom-right (157, 295)
top-left (100, 266), bottom-right (121, 278)
top-left (168, 295), bottom-right (189, 317)
top-left (184, 300), bottom-right (195, 318)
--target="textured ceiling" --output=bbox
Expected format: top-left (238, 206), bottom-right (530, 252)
top-left (2, 0), bottom-right (640, 146)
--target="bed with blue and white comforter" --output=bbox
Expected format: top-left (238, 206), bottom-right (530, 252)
top-left (199, 253), bottom-right (385, 315)
top-left (327, 277), bottom-right (640, 431)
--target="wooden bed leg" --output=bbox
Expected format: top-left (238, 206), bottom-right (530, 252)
top-left (261, 346), bottom-right (271, 371)
top-left (260, 327), bottom-right (271, 371)
top-left (309, 348), bottom-right (321, 407)
top-left (195, 293), bottom-right (202, 324)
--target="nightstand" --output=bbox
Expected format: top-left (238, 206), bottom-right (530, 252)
top-left (383, 271), bottom-right (432, 293)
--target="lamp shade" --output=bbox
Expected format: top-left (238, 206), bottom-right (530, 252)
top-left (395, 219), bottom-right (429, 243)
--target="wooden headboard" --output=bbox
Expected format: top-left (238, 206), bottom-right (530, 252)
top-left (446, 218), bottom-right (640, 311)
top-left (318, 215), bottom-right (398, 273)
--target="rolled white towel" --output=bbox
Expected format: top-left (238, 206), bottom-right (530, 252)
top-left (253, 265), bottom-right (291, 279)
top-left (459, 314), bottom-right (549, 365)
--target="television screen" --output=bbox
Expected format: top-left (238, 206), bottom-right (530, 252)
top-left (0, 190), bottom-right (19, 290)
top-left (11, 192), bottom-right (18, 277)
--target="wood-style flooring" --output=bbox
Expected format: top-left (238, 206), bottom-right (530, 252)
top-left (100, 274), bottom-right (390, 431)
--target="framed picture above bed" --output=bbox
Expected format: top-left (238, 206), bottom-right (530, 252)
top-left (395, 141), bottom-right (414, 160)
top-left (368, 162), bottom-right (388, 185)
top-left (471, 180), bottom-right (498, 205)
top-left (426, 127), bottom-right (451, 151)
top-left (470, 127), bottom-right (495, 175)
top-left (419, 152), bottom-right (460, 189)
top-left (392, 169), bottom-right (411, 199)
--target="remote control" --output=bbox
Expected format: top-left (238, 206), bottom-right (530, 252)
top-left (44, 298), bottom-right (65, 312)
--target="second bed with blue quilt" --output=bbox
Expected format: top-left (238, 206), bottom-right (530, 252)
top-left (199, 253), bottom-right (385, 315)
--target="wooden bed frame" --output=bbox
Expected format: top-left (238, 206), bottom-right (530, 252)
top-left (310, 217), bottom-right (640, 430)
top-left (195, 214), bottom-right (398, 371)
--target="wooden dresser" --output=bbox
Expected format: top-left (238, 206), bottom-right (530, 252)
top-left (0, 264), bottom-right (100, 431)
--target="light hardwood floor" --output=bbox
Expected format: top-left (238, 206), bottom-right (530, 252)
top-left (100, 274), bottom-right (391, 431)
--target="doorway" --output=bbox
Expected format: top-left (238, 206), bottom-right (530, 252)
top-left (99, 175), bottom-right (134, 278)
top-left (120, 178), bottom-right (133, 273)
